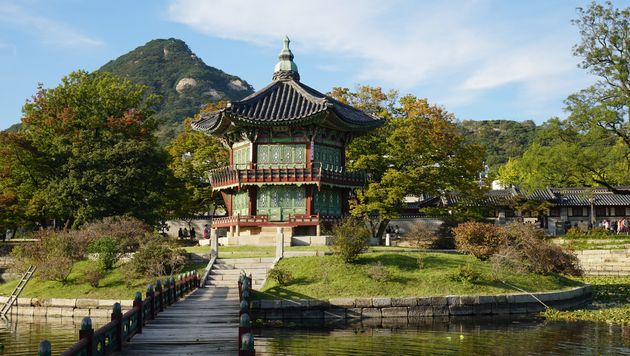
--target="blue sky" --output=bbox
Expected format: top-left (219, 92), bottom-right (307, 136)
top-left (1, 0), bottom-right (628, 130)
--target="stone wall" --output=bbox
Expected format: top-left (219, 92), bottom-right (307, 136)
top-left (251, 285), bottom-right (592, 321)
top-left (0, 297), bottom-right (133, 318)
top-left (575, 249), bottom-right (630, 276)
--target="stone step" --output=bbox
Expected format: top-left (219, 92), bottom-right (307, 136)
top-left (216, 257), bottom-right (275, 264)
top-left (207, 279), bottom-right (265, 287)
top-left (207, 275), bottom-right (266, 283)
top-left (210, 268), bottom-right (269, 275)
top-left (207, 274), bottom-right (266, 282)
top-left (212, 264), bottom-right (273, 271)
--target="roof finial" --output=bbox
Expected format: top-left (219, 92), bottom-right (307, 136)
top-left (273, 36), bottom-right (300, 81)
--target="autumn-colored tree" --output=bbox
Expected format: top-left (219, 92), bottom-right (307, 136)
top-left (331, 87), bottom-right (485, 237)
top-left (166, 102), bottom-right (230, 218)
top-left (0, 70), bottom-right (171, 229)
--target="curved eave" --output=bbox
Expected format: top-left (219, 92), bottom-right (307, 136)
top-left (191, 111), bottom-right (233, 135)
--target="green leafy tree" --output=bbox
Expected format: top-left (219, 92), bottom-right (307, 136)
top-left (565, 1), bottom-right (630, 191)
top-left (1, 70), bottom-right (172, 229)
top-left (166, 102), bottom-right (230, 218)
top-left (497, 118), bottom-right (628, 191)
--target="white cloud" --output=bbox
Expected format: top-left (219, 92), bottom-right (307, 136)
top-left (0, 3), bottom-right (103, 48)
top-left (167, 0), bottom-right (489, 87)
top-left (167, 0), bottom-right (586, 120)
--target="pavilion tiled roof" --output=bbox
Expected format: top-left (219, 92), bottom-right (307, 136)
top-left (192, 79), bottom-right (383, 133)
top-left (192, 37), bottom-right (384, 135)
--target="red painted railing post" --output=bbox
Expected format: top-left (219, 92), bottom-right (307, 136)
top-left (133, 292), bottom-right (143, 334)
top-left (79, 317), bottom-right (94, 356)
top-left (156, 279), bottom-right (164, 312)
top-left (146, 284), bottom-right (155, 320)
top-left (111, 302), bottom-right (123, 352)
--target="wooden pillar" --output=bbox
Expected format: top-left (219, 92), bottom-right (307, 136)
top-left (341, 189), bottom-right (349, 216)
top-left (305, 186), bottom-right (312, 216)
top-left (251, 142), bottom-right (257, 167)
top-left (249, 187), bottom-right (257, 216)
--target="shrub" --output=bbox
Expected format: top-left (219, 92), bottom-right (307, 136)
top-left (83, 267), bottom-right (104, 287)
top-left (451, 264), bottom-right (479, 283)
top-left (404, 221), bottom-right (439, 249)
top-left (129, 238), bottom-right (186, 277)
top-left (330, 218), bottom-right (371, 263)
top-left (565, 227), bottom-right (609, 240)
top-left (78, 216), bottom-right (151, 253)
top-left (453, 222), bottom-right (582, 276)
top-left (452, 222), bottom-right (506, 260)
top-left (503, 223), bottom-right (582, 276)
top-left (11, 230), bottom-right (84, 282)
top-left (88, 237), bottom-right (121, 271)
top-left (268, 266), bottom-right (293, 286)
top-left (367, 261), bottom-right (389, 281)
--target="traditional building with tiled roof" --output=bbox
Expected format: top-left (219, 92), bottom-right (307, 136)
top-left (192, 37), bottom-right (384, 244)
top-left (405, 186), bottom-right (630, 235)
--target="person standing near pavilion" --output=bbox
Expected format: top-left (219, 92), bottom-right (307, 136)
top-left (190, 227), bottom-right (196, 240)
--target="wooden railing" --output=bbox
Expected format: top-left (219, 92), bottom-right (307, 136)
top-left (288, 214), bottom-right (320, 225)
top-left (208, 162), bottom-right (366, 189)
top-left (238, 272), bottom-right (255, 356)
top-left (211, 213), bottom-right (340, 228)
top-left (212, 214), bottom-right (269, 227)
top-left (38, 272), bottom-right (199, 356)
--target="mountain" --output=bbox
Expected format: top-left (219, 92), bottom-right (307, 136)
top-left (99, 38), bottom-right (254, 141)
top-left (457, 119), bottom-right (538, 170)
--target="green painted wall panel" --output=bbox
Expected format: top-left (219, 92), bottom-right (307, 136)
top-left (257, 144), bottom-right (306, 168)
top-left (233, 146), bottom-right (250, 169)
top-left (313, 144), bottom-right (342, 169)
top-left (232, 190), bottom-right (249, 216)
top-left (257, 185), bottom-right (306, 221)
top-left (313, 186), bottom-right (341, 216)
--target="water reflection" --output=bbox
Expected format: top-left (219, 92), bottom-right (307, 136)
top-left (0, 316), bottom-right (108, 355)
top-left (254, 316), bottom-right (630, 355)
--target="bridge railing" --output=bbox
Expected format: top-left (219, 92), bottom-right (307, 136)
top-left (238, 272), bottom-right (255, 356)
top-left (38, 272), bottom-right (200, 356)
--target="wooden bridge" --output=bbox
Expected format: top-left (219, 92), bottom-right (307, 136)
top-left (116, 284), bottom-right (239, 355)
top-left (38, 257), bottom-right (266, 356)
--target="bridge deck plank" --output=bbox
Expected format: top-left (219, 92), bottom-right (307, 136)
top-left (116, 286), bottom-right (240, 356)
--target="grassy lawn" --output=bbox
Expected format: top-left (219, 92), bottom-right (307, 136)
top-left (542, 276), bottom-right (630, 324)
top-left (0, 260), bottom-right (207, 300)
top-left (256, 252), bottom-right (582, 300)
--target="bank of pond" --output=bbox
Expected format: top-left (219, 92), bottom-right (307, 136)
top-left (1, 251), bottom-right (629, 354)
top-left (2, 314), bottom-right (630, 355)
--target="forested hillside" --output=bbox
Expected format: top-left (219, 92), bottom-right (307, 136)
top-left (457, 120), bottom-right (538, 169)
top-left (99, 38), bottom-right (254, 141)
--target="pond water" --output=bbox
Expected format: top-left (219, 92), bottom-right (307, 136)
top-left (0, 316), bottom-right (108, 355)
top-left (254, 315), bottom-right (630, 355)
top-left (1, 315), bottom-right (630, 355)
